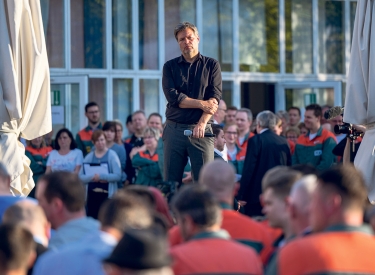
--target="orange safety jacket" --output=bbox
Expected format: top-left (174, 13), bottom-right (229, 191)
top-left (267, 225), bottom-right (375, 275)
top-left (237, 131), bottom-right (255, 155)
top-left (169, 203), bottom-right (273, 264)
top-left (171, 230), bottom-right (263, 275)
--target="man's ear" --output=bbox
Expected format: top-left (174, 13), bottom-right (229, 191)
top-left (27, 250), bottom-right (36, 269)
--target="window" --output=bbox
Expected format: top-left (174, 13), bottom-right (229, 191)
top-left (239, 0), bottom-right (279, 72)
top-left (318, 0), bottom-right (345, 74)
top-left (139, 0), bottom-right (158, 69)
top-left (285, 0), bottom-right (313, 74)
top-left (41, 0), bottom-right (65, 68)
top-left (140, 79), bottom-right (159, 116)
top-left (71, 0), bottom-right (106, 68)
top-left (164, 0), bottom-right (196, 62)
top-left (112, 0), bottom-right (132, 69)
top-left (202, 0), bottom-right (233, 71)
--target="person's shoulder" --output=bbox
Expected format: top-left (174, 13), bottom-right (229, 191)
top-left (321, 128), bottom-right (337, 140)
top-left (164, 56), bottom-right (181, 66)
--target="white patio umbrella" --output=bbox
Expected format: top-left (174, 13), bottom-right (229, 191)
top-left (0, 0), bottom-right (51, 196)
top-left (343, 0), bottom-right (375, 202)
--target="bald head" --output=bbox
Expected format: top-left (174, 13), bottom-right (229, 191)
top-left (199, 161), bottom-right (236, 203)
top-left (290, 175), bottom-right (317, 214)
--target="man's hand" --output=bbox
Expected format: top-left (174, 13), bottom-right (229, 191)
top-left (200, 99), bottom-right (218, 115)
top-left (182, 171), bottom-right (193, 184)
top-left (92, 174), bottom-right (100, 182)
top-left (193, 122), bottom-right (207, 138)
top-left (238, 200), bottom-right (247, 206)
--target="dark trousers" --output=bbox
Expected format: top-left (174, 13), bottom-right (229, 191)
top-left (163, 120), bottom-right (214, 183)
top-left (86, 183), bottom-right (109, 219)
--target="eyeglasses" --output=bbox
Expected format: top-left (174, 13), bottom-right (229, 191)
top-left (219, 108), bottom-right (227, 112)
top-left (87, 110), bottom-right (99, 114)
top-left (143, 136), bottom-right (155, 140)
top-left (225, 131), bottom-right (238, 135)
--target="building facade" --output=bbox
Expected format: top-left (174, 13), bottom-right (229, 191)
top-left (42, 0), bottom-right (357, 136)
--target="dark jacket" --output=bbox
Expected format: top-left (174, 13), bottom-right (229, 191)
top-left (238, 130), bottom-right (291, 205)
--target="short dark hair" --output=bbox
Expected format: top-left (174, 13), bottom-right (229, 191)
top-left (148, 113), bottom-right (162, 122)
top-left (99, 192), bottom-right (153, 232)
top-left (102, 121), bottom-right (117, 132)
top-left (262, 167), bottom-right (303, 199)
top-left (212, 124), bottom-right (223, 137)
top-left (0, 224), bottom-right (35, 272)
top-left (174, 22), bottom-right (199, 40)
top-left (85, 102), bottom-right (99, 113)
top-left (122, 186), bottom-right (156, 208)
top-left (55, 128), bottom-right (77, 150)
top-left (288, 106), bottom-right (301, 116)
top-left (39, 172), bottom-right (86, 212)
top-left (126, 115), bottom-right (132, 125)
top-left (318, 165), bottom-right (368, 209)
top-left (227, 106), bottom-right (238, 112)
top-left (172, 185), bottom-right (221, 228)
top-left (305, 104), bottom-right (322, 118)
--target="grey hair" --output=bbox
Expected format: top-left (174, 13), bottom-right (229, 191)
top-left (237, 108), bottom-right (253, 122)
top-left (0, 163), bottom-right (10, 179)
top-left (256, 111), bottom-right (276, 129)
top-left (277, 110), bottom-right (290, 124)
top-left (174, 22), bottom-right (199, 40)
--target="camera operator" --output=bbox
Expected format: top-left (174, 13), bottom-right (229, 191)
top-left (342, 124), bottom-right (365, 164)
top-left (324, 106), bottom-right (365, 164)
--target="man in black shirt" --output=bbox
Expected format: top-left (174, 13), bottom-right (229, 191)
top-left (162, 22), bottom-right (222, 183)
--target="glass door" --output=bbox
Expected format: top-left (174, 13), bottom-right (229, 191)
top-left (275, 81), bottom-right (342, 113)
top-left (50, 75), bottom-right (88, 138)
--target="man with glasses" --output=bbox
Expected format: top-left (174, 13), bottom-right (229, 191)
top-left (162, 22), bottom-right (222, 183)
top-left (76, 102), bottom-right (102, 156)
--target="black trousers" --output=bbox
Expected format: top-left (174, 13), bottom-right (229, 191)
top-left (86, 183), bottom-right (109, 219)
top-left (163, 120), bottom-right (214, 183)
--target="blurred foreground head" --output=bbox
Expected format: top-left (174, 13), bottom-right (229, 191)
top-left (310, 165), bottom-right (368, 232)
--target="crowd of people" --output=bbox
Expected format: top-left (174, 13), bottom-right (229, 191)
top-left (0, 98), bottom-right (370, 275)
top-left (1, 20), bottom-right (374, 275)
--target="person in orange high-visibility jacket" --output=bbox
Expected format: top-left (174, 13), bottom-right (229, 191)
top-left (171, 185), bottom-right (263, 275)
top-left (266, 165), bottom-right (375, 275)
top-left (169, 160), bottom-right (272, 265)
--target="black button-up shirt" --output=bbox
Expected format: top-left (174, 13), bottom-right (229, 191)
top-left (162, 53), bottom-right (222, 124)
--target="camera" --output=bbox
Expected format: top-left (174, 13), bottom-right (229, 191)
top-left (334, 123), bottom-right (353, 135)
top-left (334, 123), bottom-right (362, 139)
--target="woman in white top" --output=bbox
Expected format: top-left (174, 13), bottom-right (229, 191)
top-left (46, 128), bottom-right (83, 173)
